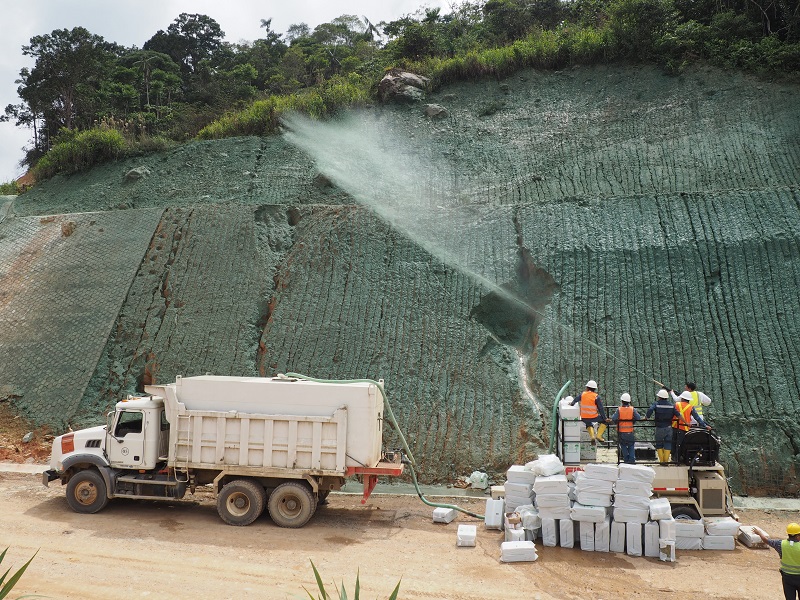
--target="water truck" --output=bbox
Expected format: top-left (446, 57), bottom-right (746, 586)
top-left (43, 375), bottom-right (404, 527)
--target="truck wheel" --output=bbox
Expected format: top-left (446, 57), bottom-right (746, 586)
top-left (66, 470), bottom-right (109, 514)
top-left (672, 505), bottom-right (702, 520)
top-left (217, 480), bottom-right (266, 526)
top-left (268, 482), bottom-right (316, 528)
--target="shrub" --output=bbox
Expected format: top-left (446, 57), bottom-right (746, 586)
top-left (304, 561), bottom-right (401, 600)
top-left (197, 75), bottom-right (371, 140)
top-left (0, 181), bottom-right (21, 195)
top-left (33, 128), bottom-right (125, 180)
top-left (0, 548), bottom-right (37, 599)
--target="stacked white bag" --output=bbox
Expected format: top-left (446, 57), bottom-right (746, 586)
top-left (517, 504), bottom-right (542, 541)
top-left (505, 465), bottom-right (536, 511)
top-left (533, 474), bottom-right (571, 520)
top-left (613, 464), bottom-right (654, 557)
top-left (675, 518), bottom-right (704, 550)
top-left (703, 517), bottom-right (739, 550)
top-left (569, 464), bottom-right (617, 552)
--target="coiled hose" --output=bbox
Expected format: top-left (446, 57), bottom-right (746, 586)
top-left (285, 373), bottom-right (484, 519)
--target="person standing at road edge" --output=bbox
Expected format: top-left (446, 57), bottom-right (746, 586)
top-left (755, 523), bottom-right (800, 600)
top-left (611, 393), bottom-right (642, 464)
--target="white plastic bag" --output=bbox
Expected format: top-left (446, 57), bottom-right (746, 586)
top-left (468, 471), bottom-right (489, 489)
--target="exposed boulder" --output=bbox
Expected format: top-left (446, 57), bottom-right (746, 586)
top-left (423, 104), bottom-right (449, 119)
top-left (124, 166), bottom-right (151, 183)
top-left (378, 69), bottom-right (430, 103)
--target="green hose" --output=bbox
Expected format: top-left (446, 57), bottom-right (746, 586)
top-left (547, 380), bottom-right (572, 454)
top-left (285, 372), bottom-right (484, 519)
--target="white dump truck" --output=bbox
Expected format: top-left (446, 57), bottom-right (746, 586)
top-left (44, 375), bottom-right (403, 527)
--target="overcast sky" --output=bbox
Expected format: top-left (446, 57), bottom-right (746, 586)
top-left (0, 0), bottom-right (445, 183)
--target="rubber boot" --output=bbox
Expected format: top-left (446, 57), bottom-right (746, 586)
top-left (663, 450), bottom-right (671, 464)
top-left (588, 425), bottom-right (597, 445)
top-left (596, 423), bottom-right (607, 444)
top-left (657, 449), bottom-right (665, 463)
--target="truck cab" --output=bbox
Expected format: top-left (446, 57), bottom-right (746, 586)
top-left (104, 396), bottom-right (169, 470)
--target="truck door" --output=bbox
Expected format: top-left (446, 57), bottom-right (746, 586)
top-left (107, 410), bottom-right (145, 468)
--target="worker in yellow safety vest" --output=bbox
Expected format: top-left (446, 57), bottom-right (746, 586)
top-left (671, 391), bottom-right (710, 462)
top-left (683, 381), bottom-right (711, 422)
top-left (569, 380), bottom-right (610, 444)
top-left (755, 523), bottom-right (800, 599)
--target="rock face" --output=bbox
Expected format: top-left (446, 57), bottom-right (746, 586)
top-left (2, 65), bottom-right (799, 489)
top-left (378, 69), bottom-right (430, 103)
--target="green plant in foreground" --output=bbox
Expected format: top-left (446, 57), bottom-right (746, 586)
top-left (305, 561), bottom-right (401, 600)
top-left (0, 548), bottom-right (37, 599)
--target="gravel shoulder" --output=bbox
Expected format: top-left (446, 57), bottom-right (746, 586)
top-left (0, 472), bottom-right (789, 600)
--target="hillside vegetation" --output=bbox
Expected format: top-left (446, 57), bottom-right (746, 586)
top-left (2, 0), bottom-right (799, 181)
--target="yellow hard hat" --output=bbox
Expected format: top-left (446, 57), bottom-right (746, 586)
top-left (788, 523), bottom-right (800, 535)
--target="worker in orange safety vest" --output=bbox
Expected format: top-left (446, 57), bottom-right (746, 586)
top-left (671, 390), bottom-right (710, 463)
top-left (611, 393), bottom-right (643, 464)
top-left (570, 380), bottom-right (610, 444)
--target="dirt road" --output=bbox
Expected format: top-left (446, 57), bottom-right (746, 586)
top-left (0, 472), bottom-right (789, 600)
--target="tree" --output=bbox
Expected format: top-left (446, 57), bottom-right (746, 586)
top-left (12, 27), bottom-right (117, 157)
top-left (144, 13), bottom-right (225, 73)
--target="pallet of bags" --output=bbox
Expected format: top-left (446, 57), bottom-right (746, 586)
top-left (485, 498), bottom-right (504, 530)
top-left (525, 454), bottom-right (565, 477)
top-left (433, 507), bottom-right (458, 523)
top-left (457, 524), bottom-right (477, 547)
top-left (501, 541), bottom-right (538, 562)
top-left (675, 519), bottom-right (704, 550)
top-left (583, 463), bottom-right (619, 483)
top-left (738, 525), bottom-right (768, 549)
top-left (618, 464), bottom-right (656, 484)
top-left (702, 516), bottom-right (739, 550)
top-left (644, 521), bottom-right (660, 557)
top-left (518, 504), bottom-right (541, 541)
top-left (648, 497), bottom-right (672, 521)
top-left (560, 518), bottom-right (578, 549)
top-left (595, 517), bottom-right (611, 552)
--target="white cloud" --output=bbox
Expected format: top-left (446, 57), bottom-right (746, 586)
top-left (0, 0), bottom-right (445, 182)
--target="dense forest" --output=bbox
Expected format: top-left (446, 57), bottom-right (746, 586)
top-left (2, 0), bottom-right (799, 186)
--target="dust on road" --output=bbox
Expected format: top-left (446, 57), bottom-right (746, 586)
top-left (0, 472), bottom-right (788, 600)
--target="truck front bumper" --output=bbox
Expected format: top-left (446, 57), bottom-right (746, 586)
top-left (42, 469), bottom-right (60, 487)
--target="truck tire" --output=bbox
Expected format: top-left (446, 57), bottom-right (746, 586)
top-left (268, 482), bottom-right (316, 528)
top-left (672, 505), bottom-right (702, 520)
top-left (217, 479), bottom-right (267, 526)
top-left (66, 469), bottom-right (109, 514)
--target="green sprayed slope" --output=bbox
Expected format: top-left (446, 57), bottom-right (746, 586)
top-left (1, 64), bottom-right (798, 490)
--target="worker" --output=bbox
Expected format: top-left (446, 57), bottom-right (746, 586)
top-left (645, 388), bottom-right (688, 464)
top-left (754, 523), bottom-right (800, 599)
top-left (570, 380), bottom-right (610, 444)
top-left (671, 390), bottom-right (711, 462)
top-left (610, 393), bottom-right (642, 464)
top-left (684, 381), bottom-right (712, 423)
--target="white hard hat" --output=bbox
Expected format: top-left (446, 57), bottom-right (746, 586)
top-left (657, 389), bottom-right (669, 399)
top-left (586, 380), bottom-right (597, 390)
top-left (620, 393), bottom-right (631, 403)
top-left (679, 391), bottom-right (693, 401)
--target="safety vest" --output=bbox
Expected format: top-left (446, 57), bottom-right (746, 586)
top-left (689, 390), bottom-right (703, 416)
top-left (580, 391), bottom-right (599, 419)
top-left (672, 402), bottom-right (692, 431)
top-left (617, 405), bottom-right (634, 433)
top-left (781, 540), bottom-right (800, 575)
